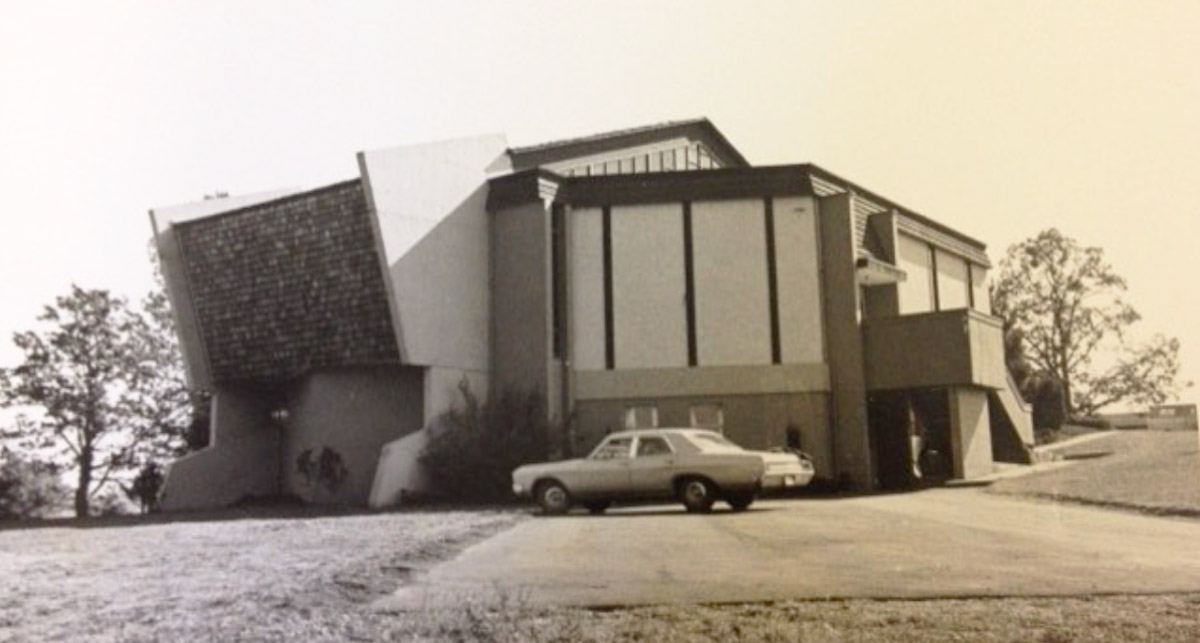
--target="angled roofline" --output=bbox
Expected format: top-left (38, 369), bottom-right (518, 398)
top-left (170, 178), bottom-right (362, 229)
top-left (507, 118), bottom-right (751, 171)
top-left (487, 163), bottom-right (987, 256)
top-left (802, 164), bottom-right (987, 251)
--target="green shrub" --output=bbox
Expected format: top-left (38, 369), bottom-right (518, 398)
top-left (1030, 375), bottom-right (1067, 431)
top-left (419, 381), bottom-right (553, 503)
top-left (0, 448), bottom-right (67, 520)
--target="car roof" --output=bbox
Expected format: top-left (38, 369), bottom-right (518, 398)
top-left (603, 428), bottom-right (720, 439)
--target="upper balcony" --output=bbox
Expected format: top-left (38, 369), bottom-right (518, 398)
top-left (861, 309), bottom-right (1007, 391)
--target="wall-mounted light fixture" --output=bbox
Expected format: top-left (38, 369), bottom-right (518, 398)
top-left (270, 408), bottom-right (290, 425)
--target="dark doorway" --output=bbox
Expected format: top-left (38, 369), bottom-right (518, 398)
top-left (867, 388), bottom-right (952, 489)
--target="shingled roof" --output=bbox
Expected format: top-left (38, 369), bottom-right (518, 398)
top-left (174, 180), bottom-right (401, 383)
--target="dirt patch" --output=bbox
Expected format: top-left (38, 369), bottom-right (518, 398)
top-left (0, 509), bottom-right (524, 642)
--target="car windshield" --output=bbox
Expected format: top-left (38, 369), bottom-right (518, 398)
top-left (689, 432), bottom-right (743, 452)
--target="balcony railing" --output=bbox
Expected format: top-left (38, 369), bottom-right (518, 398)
top-left (861, 309), bottom-right (1007, 391)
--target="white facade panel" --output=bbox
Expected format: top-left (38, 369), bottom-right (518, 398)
top-left (936, 249), bottom-right (971, 310)
top-left (772, 197), bottom-right (824, 363)
top-left (611, 204), bottom-right (689, 369)
top-left (897, 233), bottom-right (935, 314)
top-left (357, 134), bottom-right (510, 372)
top-left (971, 264), bottom-right (991, 314)
top-left (570, 207), bottom-right (606, 371)
top-left (692, 199), bottom-right (772, 366)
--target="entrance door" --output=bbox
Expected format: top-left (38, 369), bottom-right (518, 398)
top-left (868, 391), bottom-right (918, 489)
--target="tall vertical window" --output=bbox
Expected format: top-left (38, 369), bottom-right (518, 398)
top-left (897, 234), bottom-right (936, 314)
top-left (551, 203), bottom-right (567, 359)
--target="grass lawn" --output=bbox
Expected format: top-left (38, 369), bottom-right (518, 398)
top-left (0, 508), bottom-right (525, 642)
top-left (5, 438), bottom-right (1200, 642)
top-left (991, 430), bottom-right (1200, 515)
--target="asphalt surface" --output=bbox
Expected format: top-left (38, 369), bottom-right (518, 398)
top-left (377, 488), bottom-right (1200, 609)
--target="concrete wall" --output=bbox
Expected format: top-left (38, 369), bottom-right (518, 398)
top-left (817, 193), bottom-right (873, 489)
top-left (573, 391), bottom-right (833, 480)
top-left (159, 386), bottom-right (281, 511)
top-left (692, 198), bottom-right (772, 366)
top-left (574, 363), bottom-right (829, 400)
top-left (369, 429), bottom-right (433, 508)
top-left (863, 309), bottom-right (1007, 391)
top-left (357, 135), bottom-right (506, 383)
top-left (611, 203), bottom-right (689, 368)
top-left (949, 387), bottom-right (994, 479)
top-left (773, 196), bottom-right (825, 363)
top-left (279, 366), bottom-right (424, 505)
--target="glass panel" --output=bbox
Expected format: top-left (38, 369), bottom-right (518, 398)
top-left (636, 437), bottom-right (672, 457)
top-left (623, 405), bottom-right (658, 429)
top-left (689, 404), bottom-right (724, 431)
top-left (592, 437), bottom-right (633, 460)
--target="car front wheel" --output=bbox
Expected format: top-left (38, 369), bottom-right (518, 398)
top-left (536, 481), bottom-right (571, 515)
top-left (678, 477), bottom-right (716, 513)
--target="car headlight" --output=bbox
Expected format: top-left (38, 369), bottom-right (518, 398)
top-left (512, 482), bottom-right (524, 494)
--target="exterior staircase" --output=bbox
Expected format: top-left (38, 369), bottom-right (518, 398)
top-left (988, 372), bottom-right (1035, 464)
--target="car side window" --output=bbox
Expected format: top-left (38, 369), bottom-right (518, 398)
top-left (591, 437), bottom-right (633, 460)
top-left (636, 437), bottom-right (672, 457)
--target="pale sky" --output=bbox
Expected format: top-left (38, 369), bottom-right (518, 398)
top-left (1, 1), bottom-right (1197, 409)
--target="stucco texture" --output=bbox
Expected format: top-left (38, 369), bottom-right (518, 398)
top-left (280, 366), bottom-right (424, 505)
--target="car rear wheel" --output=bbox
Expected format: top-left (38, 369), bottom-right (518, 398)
top-left (583, 501), bottom-right (610, 515)
top-left (726, 492), bottom-right (755, 512)
top-left (678, 477), bottom-right (716, 513)
top-left (536, 481), bottom-right (571, 516)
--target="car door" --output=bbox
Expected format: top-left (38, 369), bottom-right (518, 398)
top-left (569, 436), bottom-right (634, 497)
top-left (628, 435), bottom-right (676, 497)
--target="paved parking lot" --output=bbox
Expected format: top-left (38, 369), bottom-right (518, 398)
top-left (380, 488), bottom-right (1200, 609)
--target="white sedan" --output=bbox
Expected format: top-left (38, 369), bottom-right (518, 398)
top-left (511, 428), bottom-right (814, 515)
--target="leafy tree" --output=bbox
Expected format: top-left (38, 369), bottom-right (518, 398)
top-left (0, 445), bottom-right (68, 520)
top-left (0, 286), bottom-right (186, 517)
top-left (992, 228), bottom-right (1187, 416)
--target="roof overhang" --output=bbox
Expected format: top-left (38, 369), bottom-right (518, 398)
top-left (486, 165), bottom-right (814, 212)
top-left (856, 255), bottom-right (907, 286)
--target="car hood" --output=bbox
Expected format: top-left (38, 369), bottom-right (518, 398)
top-left (513, 459), bottom-right (585, 478)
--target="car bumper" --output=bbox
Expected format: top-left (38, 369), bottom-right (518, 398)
top-left (760, 467), bottom-right (815, 491)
